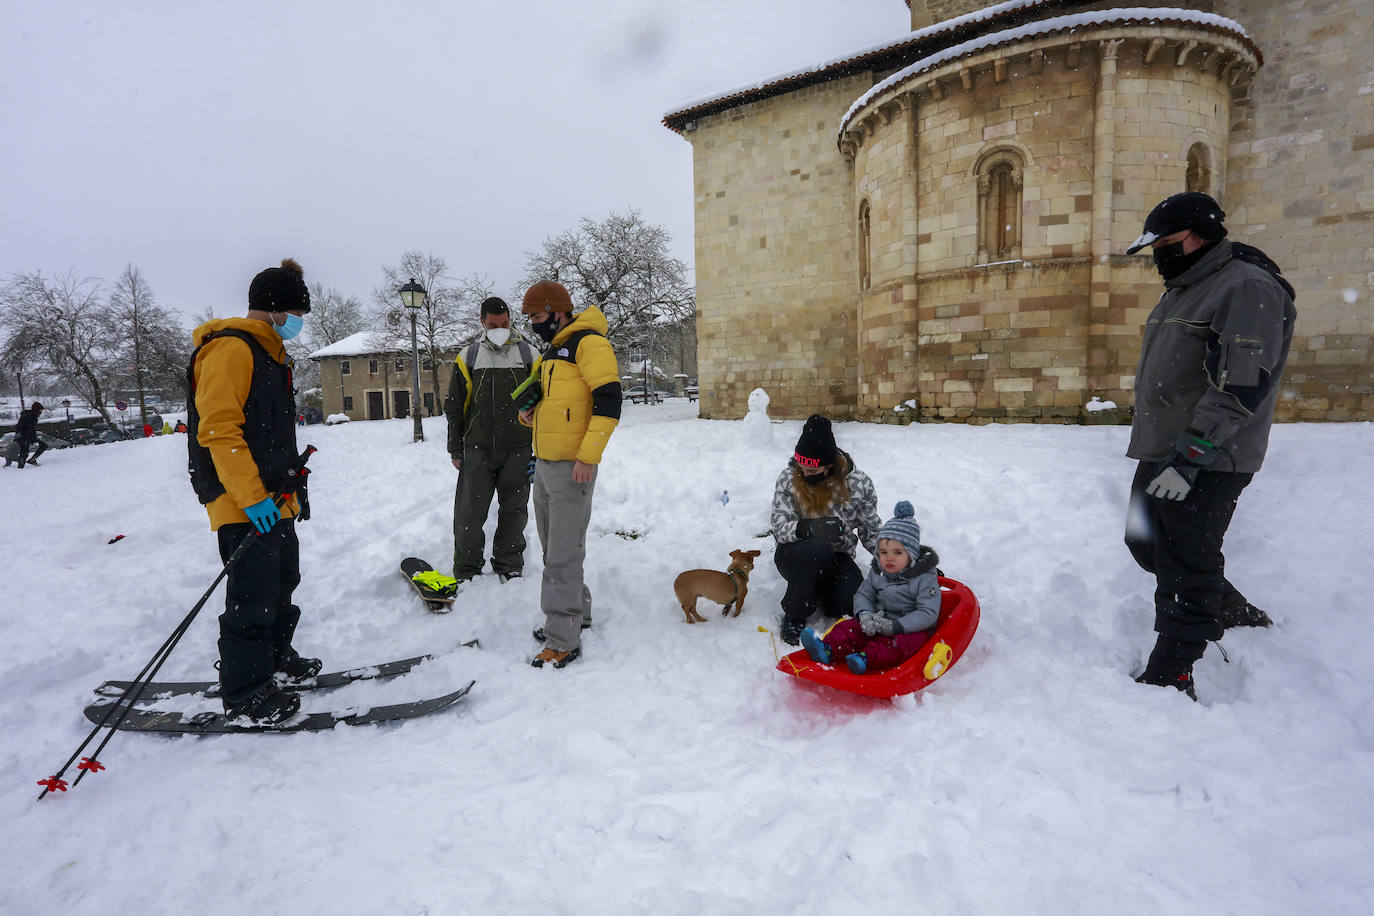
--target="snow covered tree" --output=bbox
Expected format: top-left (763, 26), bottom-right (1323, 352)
top-left (518, 209), bottom-right (695, 356)
top-left (371, 252), bottom-right (490, 415)
top-left (0, 270), bottom-right (124, 427)
top-left (106, 264), bottom-right (189, 424)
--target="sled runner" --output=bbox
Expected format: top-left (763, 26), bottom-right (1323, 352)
top-left (401, 557), bottom-right (458, 612)
top-left (776, 576), bottom-right (980, 699)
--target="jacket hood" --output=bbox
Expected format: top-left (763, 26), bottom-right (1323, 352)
top-left (1164, 239), bottom-right (1232, 289)
top-left (872, 544), bottom-right (940, 580)
top-left (552, 305), bottom-right (609, 344)
top-left (192, 317), bottom-right (289, 362)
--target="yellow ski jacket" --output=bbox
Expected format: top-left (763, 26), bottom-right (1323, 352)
top-left (527, 306), bottom-right (621, 464)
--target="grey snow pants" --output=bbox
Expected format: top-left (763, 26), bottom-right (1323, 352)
top-left (532, 458), bottom-right (596, 652)
top-left (453, 444), bottom-right (532, 578)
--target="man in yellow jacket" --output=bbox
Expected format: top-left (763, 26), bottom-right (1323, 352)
top-left (186, 258), bottom-right (320, 724)
top-left (519, 280), bottom-right (622, 668)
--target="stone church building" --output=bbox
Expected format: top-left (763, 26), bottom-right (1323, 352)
top-left (664, 0), bottom-right (1372, 422)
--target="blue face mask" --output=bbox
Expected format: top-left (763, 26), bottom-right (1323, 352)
top-left (274, 313), bottom-right (304, 340)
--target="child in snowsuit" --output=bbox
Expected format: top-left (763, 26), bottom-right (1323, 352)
top-left (800, 500), bottom-right (941, 674)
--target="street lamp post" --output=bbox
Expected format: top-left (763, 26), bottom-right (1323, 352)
top-left (62, 399), bottom-right (71, 423)
top-left (398, 277), bottom-right (427, 443)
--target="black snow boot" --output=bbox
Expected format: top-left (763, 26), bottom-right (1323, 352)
top-left (779, 616), bottom-right (805, 647)
top-left (275, 649), bottom-right (323, 686)
top-left (224, 684), bottom-right (301, 725)
top-left (1136, 636), bottom-right (1204, 701)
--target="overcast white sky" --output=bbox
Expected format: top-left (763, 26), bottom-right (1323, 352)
top-left (2, 0), bottom-right (906, 319)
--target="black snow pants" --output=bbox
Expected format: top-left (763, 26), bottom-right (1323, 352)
top-left (1125, 461), bottom-right (1253, 643)
top-left (774, 538), bottom-right (864, 625)
top-left (216, 520), bottom-right (303, 705)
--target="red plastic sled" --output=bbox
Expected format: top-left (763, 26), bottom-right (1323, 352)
top-left (776, 576), bottom-right (980, 699)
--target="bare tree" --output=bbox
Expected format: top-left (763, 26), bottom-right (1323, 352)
top-left (304, 282), bottom-right (365, 350)
top-left (518, 209), bottom-right (695, 355)
top-left (107, 264), bottom-right (189, 424)
top-left (0, 271), bottom-right (123, 427)
top-left (371, 252), bottom-right (489, 414)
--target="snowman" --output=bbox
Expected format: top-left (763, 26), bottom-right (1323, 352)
top-left (743, 387), bottom-right (773, 447)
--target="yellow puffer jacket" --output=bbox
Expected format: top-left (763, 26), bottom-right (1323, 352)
top-left (191, 318), bottom-right (301, 530)
top-left (530, 306), bottom-right (621, 464)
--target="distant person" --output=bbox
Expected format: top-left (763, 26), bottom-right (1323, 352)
top-left (186, 257), bottom-right (321, 725)
top-left (1123, 192), bottom-right (1296, 700)
top-left (769, 414), bottom-right (882, 645)
top-left (800, 500), bottom-right (941, 674)
top-left (175, 419), bottom-right (188, 433)
top-left (444, 296), bottom-right (537, 584)
top-left (142, 423), bottom-right (154, 438)
top-left (162, 421), bottom-right (174, 435)
top-left (6, 402), bottom-right (46, 468)
top-left (518, 280), bottom-right (622, 668)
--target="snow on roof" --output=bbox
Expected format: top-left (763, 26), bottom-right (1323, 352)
top-left (663, 0), bottom-right (1058, 126)
top-left (838, 8), bottom-right (1253, 137)
top-left (307, 329), bottom-right (472, 359)
top-left (664, 3), bottom-right (1255, 132)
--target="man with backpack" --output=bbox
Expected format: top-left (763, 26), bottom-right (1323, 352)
top-left (1123, 192), bottom-right (1297, 700)
top-left (444, 296), bottom-right (538, 584)
top-left (6, 402), bottom-right (45, 468)
top-left (186, 258), bottom-right (321, 725)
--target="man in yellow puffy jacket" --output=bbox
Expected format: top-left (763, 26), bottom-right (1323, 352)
top-left (518, 279), bottom-right (621, 668)
top-left (186, 258), bottom-right (320, 724)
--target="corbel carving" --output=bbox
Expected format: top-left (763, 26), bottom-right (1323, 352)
top-left (1099, 38), bottom-right (1123, 61)
top-left (1066, 42), bottom-right (1082, 70)
top-left (929, 79), bottom-right (946, 101)
top-left (1145, 37), bottom-right (1166, 65)
top-left (959, 68), bottom-right (973, 91)
top-left (994, 58), bottom-right (1007, 83)
top-left (1029, 49), bottom-right (1044, 75)
top-left (1176, 40), bottom-right (1198, 67)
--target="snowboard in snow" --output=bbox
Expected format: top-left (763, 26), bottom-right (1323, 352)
top-left (777, 577), bottom-right (980, 699)
top-left (401, 557), bottom-right (457, 612)
top-left (93, 654), bottom-right (435, 701)
top-left (83, 681), bottom-right (475, 734)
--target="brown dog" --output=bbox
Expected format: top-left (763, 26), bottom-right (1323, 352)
top-left (673, 549), bottom-right (762, 624)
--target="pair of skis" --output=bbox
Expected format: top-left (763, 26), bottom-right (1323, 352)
top-left (83, 646), bottom-right (477, 735)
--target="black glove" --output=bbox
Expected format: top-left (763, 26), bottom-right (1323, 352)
top-left (797, 516), bottom-right (843, 544)
top-left (1146, 430), bottom-right (1216, 501)
top-left (297, 482), bottom-right (311, 521)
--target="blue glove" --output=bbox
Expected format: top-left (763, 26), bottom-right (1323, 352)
top-left (525, 456), bottom-right (537, 482)
top-left (244, 497), bottom-right (280, 534)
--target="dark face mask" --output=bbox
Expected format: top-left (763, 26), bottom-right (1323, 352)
top-left (530, 314), bottom-right (560, 342)
top-left (1152, 239), bottom-right (1210, 280)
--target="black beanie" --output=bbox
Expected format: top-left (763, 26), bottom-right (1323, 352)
top-left (249, 258), bottom-right (310, 313)
top-left (794, 414), bottom-right (838, 468)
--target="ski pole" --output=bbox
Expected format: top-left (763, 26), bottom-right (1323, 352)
top-left (38, 446), bottom-right (316, 799)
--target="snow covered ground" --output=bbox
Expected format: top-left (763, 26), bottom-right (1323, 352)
top-left (3, 403), bottom-right (1371, 915)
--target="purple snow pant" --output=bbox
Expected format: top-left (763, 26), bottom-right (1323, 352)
top-left (822, 618), bottom-right (930, 671)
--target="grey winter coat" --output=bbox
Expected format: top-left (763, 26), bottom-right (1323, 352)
top-left (1127, 239), bottom-right (1296, 473)
top-left (770, 450), bottom-right (882, 557)
top-left (852, 545), bottom-right (942, 635)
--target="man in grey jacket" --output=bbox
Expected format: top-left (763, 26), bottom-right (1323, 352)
top-left (1123, 192), bottom-right (1296, 699)
top-left (445, 297), bottom-right (537, 582)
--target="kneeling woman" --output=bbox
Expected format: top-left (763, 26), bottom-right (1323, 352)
top-left (769, 414), bottom-right (882, 645)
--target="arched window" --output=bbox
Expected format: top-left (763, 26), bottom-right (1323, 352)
top-left (858, 199), bottom-right (872, 290)
top-left (976, 151), bottom-right (1023, 263)
top-left (1186, 142), bottom-right (1212, 193)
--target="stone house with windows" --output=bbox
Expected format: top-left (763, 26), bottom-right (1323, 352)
top-left (310, 332), bottom-right (463, 422)
top-left (664, 0), bottom-right (1374, 422)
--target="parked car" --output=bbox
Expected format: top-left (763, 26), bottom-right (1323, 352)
top-left (1, 430), bottom-right (71, 450)
top-left (66, 428), bottom-right (98, 446)
top-left (622, 385), bottom-right (674, 404)
top-left (98, 429), bottom-right (133, 444)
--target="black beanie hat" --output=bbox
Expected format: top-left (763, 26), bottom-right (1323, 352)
top-left (1126, 192), bottom-right (1227, 254)
top-left (480, 296), bottom-right (510, 317)
top-left (248, 258), bottom-right (310, 313)
top-left (794, 414), bottom-right (838, 468)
